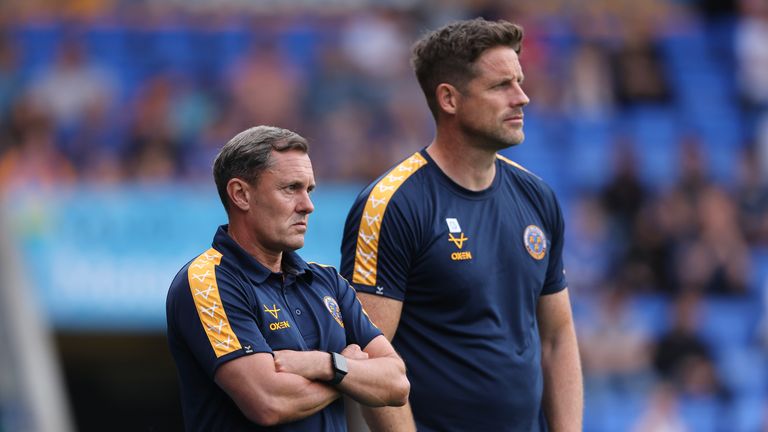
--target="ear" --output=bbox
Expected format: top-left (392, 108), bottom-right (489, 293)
top-left (436, 83), bottom-right (460, 115)
top-left (227, 178), bottom-right (251, 212)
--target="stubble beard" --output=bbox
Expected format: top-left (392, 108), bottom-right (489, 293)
top-left (462, 121), bottom-right (525, 152)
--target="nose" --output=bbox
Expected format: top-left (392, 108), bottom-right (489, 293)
top-left (511, 82), bottom-right (530, 107)
top-left (297, 192), bottom-right (314, 215)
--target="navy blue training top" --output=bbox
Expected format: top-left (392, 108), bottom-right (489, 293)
top-left (340, 150), bottom-right (568, 432)
top-left (167, 225), bottom-right (382, 432)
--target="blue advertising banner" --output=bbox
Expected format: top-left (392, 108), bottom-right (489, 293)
top-left (4, 183), bottom-right (361, 330)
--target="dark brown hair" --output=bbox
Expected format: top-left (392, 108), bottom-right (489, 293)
top-left (411, 18), bottom-right (524, 119)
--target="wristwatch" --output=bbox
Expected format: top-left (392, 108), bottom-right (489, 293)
top-left (328, 352), bottom-right (348, 385)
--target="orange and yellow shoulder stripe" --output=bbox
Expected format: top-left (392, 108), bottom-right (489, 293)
top-left (496, 154), bottom-right (540, 179)
top-left (353, 152), bottom-right (428, 286)
top-left (187, 248), bottom-right (242, 358)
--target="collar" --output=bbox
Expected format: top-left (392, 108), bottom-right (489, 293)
top-left (211, 225), bottom-right (314, 284)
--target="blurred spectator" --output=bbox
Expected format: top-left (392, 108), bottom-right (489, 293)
top-left (618, 137), bottom-right (717, 294)
top-left (310, 100), bottom-right (383, 181)
top-left (664, 137), bottom-right (751, 295)
top-left (26, 34), bottom-right (117, 159)
top-left (122, 75), bottom-right (181, 182)
top-left (0, 30), bottom-right (22, 123)
top-left (563, 42), bottom-right (614, 120)
top-left (340, 10), bottom-right (411, 81)
top-left (225, 41), bottom-right (304, 132)
top-left (65, 98), bottom-right (124, 184)
top-left (631, 381), bottom-right (688, 432)
top-left (610, 21), bottom-right (672, 108)
top-left (675, 135), bottom-right (713, 202)
top-left (735, 147), bottom-right (768, 246)
top-left (0, 97), bottom-right (76, 192)
top-left (675, 186), bottom-right (750, 295)
top-left (758, 112), bottom-right (768, 179)
top-left (579, 288), bottom-right (654, 394)
top-left (600, 141), bottom-right (649, 245)
top-left (379, 81), bottom-right (433, 164)
top-left (620, 196), bottom-right (681, 294)
top-left (734, 0), bottom-right (768, 110)
top-left (182, 109), bottom-right (240, 182)
top-left (653, 291), bottom-right (727, 398)
top-left (564, 194), bottom-right (613, 294)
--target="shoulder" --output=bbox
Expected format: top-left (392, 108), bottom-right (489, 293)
top-left (168, 248), bottom-right (231, 300)
top-left (353, 151), bottom-right (432, 208)
top-left (307, 262), bottom-right (348, 284)
top-left (496, 154), bottom-right (559, 204)
top-left (307, 261), bottom-right (338, 277)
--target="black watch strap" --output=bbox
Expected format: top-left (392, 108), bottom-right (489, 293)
top-left (328, 352), bottom-right (348, 385)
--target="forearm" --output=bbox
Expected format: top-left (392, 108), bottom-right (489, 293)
top-left (267, 373), bottom-right (341, 423)
top-left (361, 402), bottom-right (417, 432)
top-left (338, 354), bottom-right (409, 407)
top-left (274, 347), bottom-right (409, 407)
top-left (541, 324), bottom-right (583, 432)
top-left (216, 353), bottom-right (341, 426)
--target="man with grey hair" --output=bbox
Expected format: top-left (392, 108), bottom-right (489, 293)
top-left (166, 125), bottom-right (409, 431)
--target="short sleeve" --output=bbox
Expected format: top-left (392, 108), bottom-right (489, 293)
top-left (334, 273), bottom-right (383, 348)
top-left (341, 153), bottom-right (429, 302)
top-left (167, 254), bottom-right (272, 379)
top-left (340, 186), bottom-right (418, 302)
top-left (541, 191), bottom-right (568, 295)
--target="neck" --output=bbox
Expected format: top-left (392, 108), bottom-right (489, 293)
top-left (427, 129), bottom-right (498, 191)
top-left (227, 221), bottom-right (282, 273)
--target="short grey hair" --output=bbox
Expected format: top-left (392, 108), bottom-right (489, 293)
top-left (213, 125), bottom-right (309, 212)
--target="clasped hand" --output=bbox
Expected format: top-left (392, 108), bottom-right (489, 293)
top-left (273, 344), bottom-right (368, 382)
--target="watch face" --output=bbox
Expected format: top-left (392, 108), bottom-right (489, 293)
top-left (333, 352), bottom-right (348, 374)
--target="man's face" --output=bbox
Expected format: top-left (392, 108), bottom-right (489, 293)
top-left (454, 46), bottom-right (530, 150)
top-left (246, 150), bottom-right (315, 254)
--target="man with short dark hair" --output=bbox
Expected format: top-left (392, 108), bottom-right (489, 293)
top-left (167, 125), bottom-right (409, 431)
top-left (341, 19), bottom-right (583, 431)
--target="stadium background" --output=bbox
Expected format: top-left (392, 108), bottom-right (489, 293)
top-left (1, 0), bottom-right (767, 430)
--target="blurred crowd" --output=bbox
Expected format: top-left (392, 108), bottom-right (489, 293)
top-left (1, 0), bottom-right (768, 430)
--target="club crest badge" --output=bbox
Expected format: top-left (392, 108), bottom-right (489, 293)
top-left (523, 225), bottom-right (547, 260)
top-left (323, 296), bottom-right (345, 328)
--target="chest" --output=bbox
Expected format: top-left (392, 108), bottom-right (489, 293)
top-left (251, 279), bottom-right (347, 352)
top-left (410, 193), bottom-right (552, 307)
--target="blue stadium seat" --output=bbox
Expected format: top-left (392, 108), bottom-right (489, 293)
top-left (12, 24), bottom-right (63, 78)
top-left (150, 27), bottom-right (197, 75)
top-left (679, 395), bottom-right (720, 432)
top-left (716, 347), bottom-right (767, 398)
top-left (621, 106), bottom-right (681, 189)
top-left (278, 22), bottom-right (327, 79)
top-left (730, 395), bottom-right (767, 432)
top-left (584, 387), bottom-right (646, 432)
top-left (627, 294), bottom-right (671, 338)
top-left (750, 248), bottom-right (768, 295)
top-left (501, 110), bottom-right (569, 194)
top-left (180, 25), bottom-right (254, 84)
top-left (698, 297), bottom-right (761, 353)
top-left (566, 117), bottom-right (614, 191)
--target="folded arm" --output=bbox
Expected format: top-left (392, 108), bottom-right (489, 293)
top-left (214, 352), bottom-right (340, 426)
top-left (274, 334), bottom-right (409, 407)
